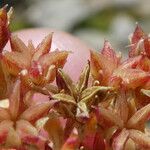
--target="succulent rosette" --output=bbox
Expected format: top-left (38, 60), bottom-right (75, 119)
top-left (44, 62), bottom-right (113, 150)
top-left (0, 5), bottom-right (150, 150)
top-left (1, 33), bottom-right (69, 95)
top-left (0, 80), bottom-right (55, 149)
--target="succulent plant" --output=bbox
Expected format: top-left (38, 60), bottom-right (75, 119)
top-left (0, 5), bottom-right (150, 150)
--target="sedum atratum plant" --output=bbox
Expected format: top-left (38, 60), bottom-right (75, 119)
top-left (0, 5), bottom-right (150, 150)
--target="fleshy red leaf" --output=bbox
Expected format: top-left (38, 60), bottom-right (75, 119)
top-left (129, 25), bottom-right (144, 57)
top-left (112, 68), bottom-right (150, 89)
top-left (63, 118), bottom-right (75, 141)
top-left (112, 129), bottom-right (129, 150)
top-left (94, 106), bottom-right (124, 128)
top-left (101, 40), bottom-right (120, 66)
top-left (137, 56), bottom-right (150, 72)
top-left (16, 120), bottom-right (38, 136)
top-left (39, 50), bottom-right (69, 70)
top-left (2, 51), bottom-right (30, 76)
top-left (9, 80), bottom-right (20, 120)
top-left (90, 50), bottom-right (118, 85)
top-left (32, 34), bottom-right (52, 61)
top-left (20, 101), bottom-right (53, 123)
top-left (129, 129), bottom-right (150, 149)
top-left (114, 91), bottom-right (129, 123)
top-left (127, 103), bottom-right (150, 130)
top-left (44, 113), bottom-right (64, 150)
top-left (144, 37), bottom-right (150, 58)
top-left (0, 60), bottom-right (7, 99)
top-left (93, 130), bottom-right (105, 150)
top-left (0, 107), bottom-right (10, 121)
top-left (0, 6), bottom-right (11, 52)
top-left (120, 55), bottom-right (142, 69)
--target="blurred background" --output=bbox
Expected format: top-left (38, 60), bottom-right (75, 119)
top-left (1, 0), bottom-right (150, 54)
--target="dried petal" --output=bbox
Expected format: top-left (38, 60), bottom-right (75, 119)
top-left (20, 102), bottom-right (53, 123)
top-left (52, 93), bottom-right (76, 105)
top-left (141, 89), bottom-right (150, 97)
top-left (45, 84), bottom-right (58, 94)
top-left (112, 129), bottom-right (129, 150)
top-left (127, 103), bottom-right (150, 130)
top-left (77, 102), bottom-right (89, 119)
top-left (80, 86), bottom-right (113, 103)
top-left (9, 80), bottom-right (20, 120)
top-left (76, 62), bottom-right (90, 94)
top-left (129, 129), bottom-right (150, 148)
top-left (56, 68), bottom-right (74, 96)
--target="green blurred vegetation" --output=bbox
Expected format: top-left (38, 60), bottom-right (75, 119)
top-left (72, 6), bottom-right (147, 33)
top-left (1, 0), bottom-right (149, 33)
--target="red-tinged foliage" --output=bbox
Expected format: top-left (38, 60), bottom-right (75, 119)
top-left (0, 5), bottom-right (150, 150)
top-left (0, 6), bottom-right (12, 52)
top-left (144, 37), bottom-right (150, 58)
top-left (129, 25), bottom-right (144, 57)
top-left (2, 34), bottom-right (69, 96)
